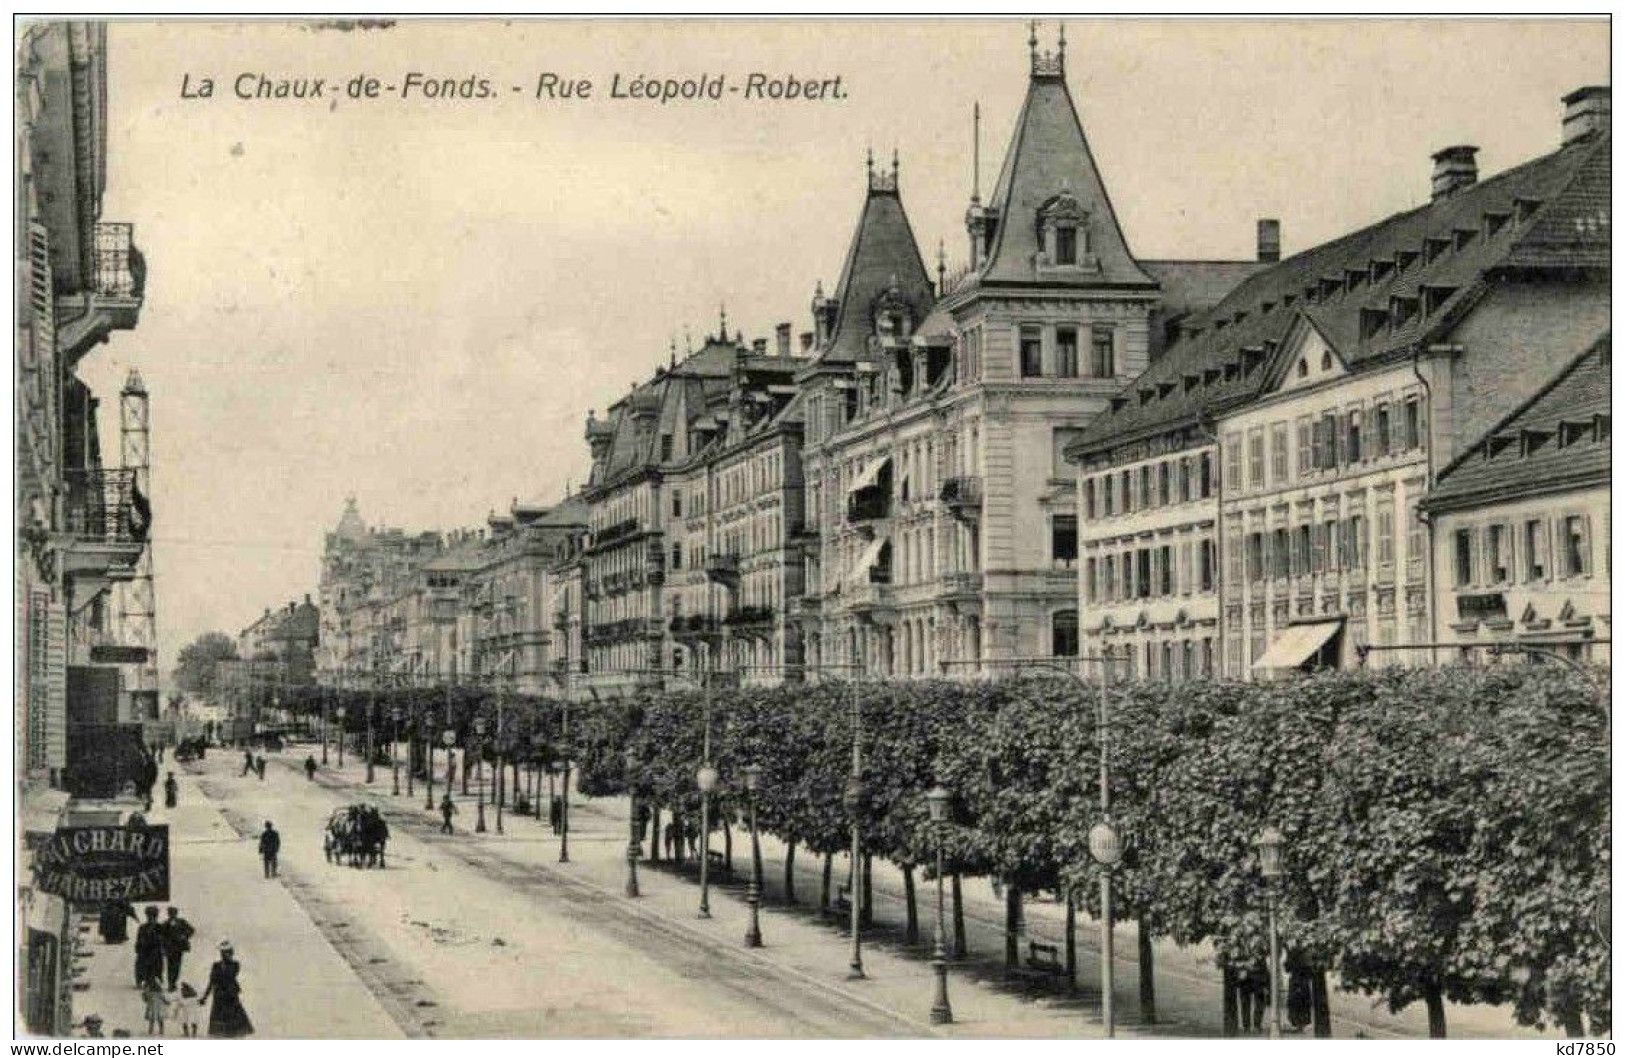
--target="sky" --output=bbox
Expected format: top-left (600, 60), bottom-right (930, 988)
top-left (76, 17), bottom-right (1610, 669)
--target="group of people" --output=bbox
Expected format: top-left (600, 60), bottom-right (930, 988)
top-left (241, 749), bottom-right (268, 780)
top-left (324, 805), bottom-right (389, 868)
top-left (103, 903), bottom-right (252, 1038)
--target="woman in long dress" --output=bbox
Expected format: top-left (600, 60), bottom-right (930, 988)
top-left (200, 942), bottom-right (254, 1038)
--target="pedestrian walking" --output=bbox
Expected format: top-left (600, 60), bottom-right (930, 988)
top-left (241, 749), bottom-right (253, 777)
top-left (174, 984), bottom-right (200, 1037)
top-left (255, 755), bottom-right (267, 781)
top-left (440, 794), bottom-right (457, 834)
top-left (161, 907), bottom-right (194, 991)
top-left (133, 907), bottom-right (164, 988)
top-left (257, 821), bottom-right (280, 879)
top-left (201, 942), bottom-right (253, 1038)
top-left (663, 819), bottom-right (677, 859)
top-left (99, 897), bottom-right (137, 944)
top-left (141, 977), bottom-right (169, 1035)
top-left (304, 755), bottom-right (317, 781)
top-left (163, 772), bottom-right (178, 810)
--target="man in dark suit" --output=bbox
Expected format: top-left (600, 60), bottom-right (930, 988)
top-left (257, 821), bottom-right (281, 879)
top-left (161, 906), bottom-right (195, 991)
top-left (133, 906), bottom-right (165, 987)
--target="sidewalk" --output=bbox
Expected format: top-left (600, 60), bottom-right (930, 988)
top-left (69, 762), bottom-right (402, 1039)
top-left (308, 753), bottom-right (1555, 1041)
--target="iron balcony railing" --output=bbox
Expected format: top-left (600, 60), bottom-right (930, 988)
top-left (92, 223), bottom-right (142, 299)
top-left (939, 475), bottom-right (984, 508)
top-left (62, 469), bottom-right (145, 544)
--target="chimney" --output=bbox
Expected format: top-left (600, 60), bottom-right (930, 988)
top-left (751, 338), bottom-right (768, 355)
top-left (799, 331), bottom-right (814, 353)
top-left (1562, 85), bottom-right (1611, 146)
top-left (1430, 145), bottom-right (1479, 200)
top-left (1256, 218), bottom-right (1281, 263)
top-left (775, 322), bottom-right (791, 357)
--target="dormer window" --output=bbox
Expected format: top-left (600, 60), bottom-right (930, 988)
top-left (1037, 188), bottom-right (1092, 270)
top-left (1055, 224), bottom-right (1078, 265)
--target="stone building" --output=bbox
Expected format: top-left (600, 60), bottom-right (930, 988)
top-left (465, 497), bottom-right (586, 694)
top-left (1423, 336), bottom-right (1610, 664)
top-left (1070, 86), bottom-right (1611, 678)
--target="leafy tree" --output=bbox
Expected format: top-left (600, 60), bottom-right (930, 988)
top-left (173, 632), bottom-right (237, 697)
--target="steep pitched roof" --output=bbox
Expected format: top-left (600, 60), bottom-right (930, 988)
top-left (976, 47), bottom-right (1154, 288)
top-left (817, 168), bottom-right (934, 363)
top-left (1070, 131), bottom-right (1610, 456)
top-left (1425, 334), bottom-right (1611, 510)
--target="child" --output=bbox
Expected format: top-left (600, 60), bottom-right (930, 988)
top-left (175, 983), bottom-right (200, 1037)
top-left (141, 977), bottom-right (169, 1036)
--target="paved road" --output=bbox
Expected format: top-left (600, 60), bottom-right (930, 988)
top-left (190, 751), bottom-right (919, 1038)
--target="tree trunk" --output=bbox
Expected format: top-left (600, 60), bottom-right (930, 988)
top-left (1222, 966), bottom-right (1239, 1037)
top-left (1004, 882), bottom-right (1021, 970)
top-left (820, 851), bottom-right (833, 914)
top-left (723, 819), bottom-right (733, 874)
top-left (649, 805), bottom-right (660, 863)
top-left (674, 811), bottom-right (685, 866)
top-left (783, 841), bottom-right (796, 904)
top-left (1423, 981), bottom-right (1447, 1039)
top-left (1562, 1007), bottom-right (1587, 1038)
top-left (1138, 913), bottom-right (1157, 1024)
top-left (1064, 893), bottom-right (1077, 991)
top-left (951, 873), bottom-right (967, 958)
top-left (1311, 967), bottom-right (1331, 1038)
top-left (902, 865), bottom-right (918, 943)
top-left (861, 854), bottom-right (874, 928)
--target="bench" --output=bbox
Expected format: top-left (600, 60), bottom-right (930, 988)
top-left (1026, 940), bottom-right (1066, 977)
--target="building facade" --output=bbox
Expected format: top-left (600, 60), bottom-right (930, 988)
top-left (1424, 336), bottom-right (1610, 664)
top-left (1070, 85), bottom-right (1611, 678)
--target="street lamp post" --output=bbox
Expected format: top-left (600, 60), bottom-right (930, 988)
top-left (696, 760), bottom-right (718, 919)
top-left (321, 685), bottom-right (330, 765)
top-left (1088, 818), bottom-right (1123, 1036)
top-left (474, 715), bottom-right (488, 834)
top-left (494, 691), bottom-right (505, 835)
top-left (390, 705), bottom-right (402, 796)
top-left (559, 697), bottom-right (571, 863)
top-left (844, 672), bottom-right (865, 980)
top-left (926, 785), bottom-right (953, 1024)
top-left (624, 747), bottom-right (641, 898)
top-left (444, 727), bottom-right (456, 805)
top-left (743, 763), bottom-right (763, 948)
top-left (1256, 825), bottom-right (1285, 1040)
top-left (335, 707), bottom-right (347, 767)
top-left (365, 688), bottom-right (376, 785)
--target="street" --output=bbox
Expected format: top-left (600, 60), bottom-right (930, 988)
top-left (63, 740), bottom-right (1554, 1040)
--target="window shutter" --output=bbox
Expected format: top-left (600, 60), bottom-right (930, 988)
top-left (1581, 515), bottom-right (1594, 576)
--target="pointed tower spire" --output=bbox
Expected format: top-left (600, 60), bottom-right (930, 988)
top-left (718, 302), bottom-right (728, 342)
top-left (936, 239), bottom-right (947, 295)
top-left (1029, 20), bottom-right (1039, 63)
top-left (669, 336), bottom-right (677, 368)
top-left (972, 101), bottom-right (982, 204)
top-left (892, 147), bottom-right (900, 182)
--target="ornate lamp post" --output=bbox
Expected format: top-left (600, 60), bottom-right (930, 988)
top-left (559, 697), bottom-right (572, 863)
top-left (474, 715), bottom-right (488, 833)
top-left (696, 760), bottom-right (718, 919)
top-left (494, 692), bottom-right (505, 835)
top-left (320, 685), bottom-right (330, 764)
top-left (1256, 824), bottom-right (1285, 1040)
top-left (335, 707), bottom-right (347, 767)
top-left (743, 763), bottom-right (764, 948)
top-left (1088, 818), bottom-right (1123, 1036)
top-left (390, 705), bottom-right (402, 795)
top-left (624, 747), bottom-right (641, 898)
top-left (925, 785), bottom-right (954, 1023)
top-left (442, 727), bottom-right (456, 806)
top-left (843, 771), bottom-right (865, 979)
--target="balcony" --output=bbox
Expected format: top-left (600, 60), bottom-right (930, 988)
top-left (591, 517), bottom-right (641, 550)
top-left (670, 614), bottom-right (721, 640)
top-left (646, 540), bottom-right (666, 585)
top-left (705, 552), bottom-right (740, 587)
top-left (847, 581), bottom-right (896, 618)
top-left (59, 469), bottom-right (146, 594)
top-left (57, 224), bottom-right (146, 360)
top-left (938, 571), bottom-right (983, 600)
top-left (847, 493), bottom-right (892, 526)
top-left (940, 476), bottom-right (983, 522)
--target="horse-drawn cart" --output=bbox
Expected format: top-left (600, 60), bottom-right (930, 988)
top-left (323, 804), bottom-right (390, 868)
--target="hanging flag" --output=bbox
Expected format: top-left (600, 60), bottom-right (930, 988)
top-left (129, 473), bottom-right (151, 541)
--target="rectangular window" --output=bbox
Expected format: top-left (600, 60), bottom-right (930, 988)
top-left (1408, 505), bottom-right (1426, 573)
top-left (1525, 519), bottom-right (1550, 581)
top-left (1273, 527), bottom-right (1291, 579)
top-left (1346, 409), bottom-right (1363, 463)
top-left (1103, 475), bottom-right (1115, 517)
top-left (1271, 424), bottom-right (1290, 485)
top-left (1055, 327), bottom-right (1079, 377)
top-left (1090, 326), bottom-right (1116, 377)
top-left (1320, 412), bottom-right (1340, 469)
top-left (1296, 524), bottom-right (1312, 577)
top-left (1085, 557), bottom-right (1097, 603)
top-left (1349, 515), bottom-right (1367, 570)
top-left (1159, 462), bottom-right (1172, 506)
top-left (1246, 532), bottom-right (1264, 582)
top-left (1020, 326), bottom-right (1043, 378)
top-left (1159, 545), bottom-right (1174, 596)
top-left (1377, 505), bottom-right (1395, 567)
top-left (1403, 397), bottom-right (1422, 451)
top-left (1311, 522), bottom-right (1327, 574)
top-left (1223, 436), bottom-right (1242, 493)
top-left (1201, 453), bottom-right (1215, 497)
top-left (672, 492), bottom-right (682, 517)
top-left (1122, 470), bottom-right (1135, 514)
top-left (1056, 226), bottom-right (1077, 266)
top-left (1375, 403), bottom-right (1392, 458)
top-left (1200, 539), bottom-right (1215, 591)
top-left (1136, 549), bottom-right (1152, 599)
top-left (1179, 458), bottom-right (1192, 503)
top-left (1140, 465), bottom-right (1155, 510)
top-left (1247, 429), bottom-right (1265, 489)
top-left (660, 434), bottom-right (674, 461)
top-left (1296, 417), bottom-right (1312, 475)
top-left (1084, 479), bottom-right (1096, 520)
top-left (1562, 515), bottom-right (1592, 577)
top-left (1488, 523), bottom-right (1511, 583)
top-left (671, 544), bottom-right (682, 570)
top-left (1454, 528), bottom-right (1476, 587)
top-left (1052, 515), bottom-right (1078, 566)
top-left (1101, 555), bottom-right (1116, 601)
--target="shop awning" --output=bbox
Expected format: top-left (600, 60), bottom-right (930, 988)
top-left (1252, 619), bottom-right (1343, 671)
top-left (847, 456), bottom-right (891, 495)
top-left (849, 535), bottom-right (891, 587)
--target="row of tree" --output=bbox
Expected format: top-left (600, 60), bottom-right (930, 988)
top-left (275, 666), bottom-right (1610, 1037)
